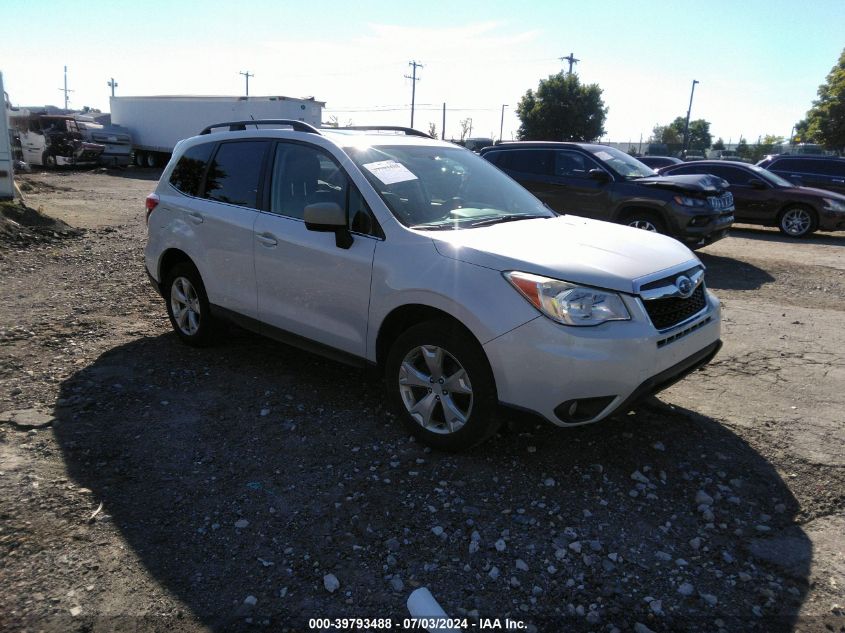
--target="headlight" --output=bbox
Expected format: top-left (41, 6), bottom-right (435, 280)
top-left (823, 198), bottom-right (845, 212)
top-left (673, 195), bottom-right (707, 208)
top-left (505, 271), bottom-right (631, 326)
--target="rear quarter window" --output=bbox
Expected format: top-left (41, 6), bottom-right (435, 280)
top-left (169, 143), bottom-right (215, 196)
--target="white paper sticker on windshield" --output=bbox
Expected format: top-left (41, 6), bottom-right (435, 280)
top-left (362, 160), bottom-right (418, 185)
top-left (594, 151), bottom-right (613, 161)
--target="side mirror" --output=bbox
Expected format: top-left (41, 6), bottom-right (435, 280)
top-left (588, 169), bottom-right (610, 182)
top-left (304, 202), bottom-right (353, 249)
top-left (747, 178), bottom-right (766, 189)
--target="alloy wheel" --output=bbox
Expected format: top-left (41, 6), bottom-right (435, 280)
top-left (398, 345), bottom-right (473, 434)
top-left (781, 208), bottom-right (811, 236)
top-left (628, 219), bottom-right (658, 232)
top-left (170, 276), bottom-right (201, 336)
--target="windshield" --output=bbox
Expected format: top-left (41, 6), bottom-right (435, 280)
top-left (345, 144), bottom-right (553, 229)
top-left (750, 164), bottom-right (793, 188)
top-left (588, 146), bottom-right (657, 180)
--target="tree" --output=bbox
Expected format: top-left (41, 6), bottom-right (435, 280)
top-left (665, 117), bottom-right (712, 151)
top-left (427, 122), bottom-right (437, 139)
top-left (802, 47), bottom-right (845, 151)
top-left (736, 137), bottom-right (749, 158)
top-left (712, 137), bottom-right (725, 151)
top-left (459, 118), bottom-right (472, 142)
top-left (651, 124), bottom-right (680, 145)
top-left (627, 145), bottom-right (638, 156)
top-left (516, 72), bottom-right (607, 141)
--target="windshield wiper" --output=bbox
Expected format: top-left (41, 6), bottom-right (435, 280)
top-left (466, 214), bottom-right (550, 228)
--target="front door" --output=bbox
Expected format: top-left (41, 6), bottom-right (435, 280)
top-left (253, 142), bottom-right (378, 358)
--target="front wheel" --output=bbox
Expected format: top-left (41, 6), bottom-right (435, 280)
top-left (42, 152), bottom-right (57, 169)
top-left (623, 211), bottom-right (665, 234)
top-left (164, 263), bottom-right (216, 346)
top-left (386, 320), bottom-right (499, 451)
top-left (778, 206), bottom-right (817, 237)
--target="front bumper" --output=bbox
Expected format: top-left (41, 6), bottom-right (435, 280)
top-left (484, 290), bottom-right (721, 426)
top-left (818, 208), bottom-right (845, 231)
top-left (673, 208), bottom-right (734, 246)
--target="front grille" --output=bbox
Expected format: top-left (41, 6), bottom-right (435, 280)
top-left (708, 192), bottom-right (734, 211)
top-left (643, 284), bottom-right (707, 330)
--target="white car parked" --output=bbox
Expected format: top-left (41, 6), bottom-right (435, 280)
top-left (144, 121), bottom-right (722, 450)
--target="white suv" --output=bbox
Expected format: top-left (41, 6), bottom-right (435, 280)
top-left (144, 121), bottom-right (722, 450)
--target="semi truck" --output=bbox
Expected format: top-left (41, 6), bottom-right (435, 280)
top-left (110, 95), bottom-right (325, 167)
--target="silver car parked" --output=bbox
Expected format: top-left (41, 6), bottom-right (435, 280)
top-left (145, 121), bottom-right (722, 450)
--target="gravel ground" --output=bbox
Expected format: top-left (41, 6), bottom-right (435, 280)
top-left (1, 169), bottom-right (843, 633)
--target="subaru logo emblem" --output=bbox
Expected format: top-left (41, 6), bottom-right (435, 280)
top-left (675, 275), bottom-right (694, 298)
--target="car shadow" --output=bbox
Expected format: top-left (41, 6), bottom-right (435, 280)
top-left (103, 167), bottom-right (164, 181)
top-left (696, 252), bottom-right (776, 291)
top-left (50, 332), bottom-right (811, 631)
top-left (729, 224), bottom-right (845, 246)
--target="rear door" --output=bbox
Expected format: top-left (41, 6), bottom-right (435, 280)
top-left (487, 149), bottom-right (559, 208)
top-left (167, 140), bottom-right (268, 318)
top-left (253, 141), bottom-right (378, 358)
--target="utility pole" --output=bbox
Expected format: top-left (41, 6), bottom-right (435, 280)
top-left (682, 79), bottom-right (699, 155)
top-left (404, 60), bottom-right (423, 127)
top-left (108, 77), bottom-right (118, 98)
top-left (441, 102), bottom-right (446, 140)
top-left (560, 52), bottom-right (580, 75)
top-left (239, 71), bottom-right (254, 97)
top-left (59, 65), bottom-right (73, 110)
top-left (499, 104), bottom-right (508, 143)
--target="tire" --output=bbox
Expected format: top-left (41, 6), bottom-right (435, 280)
top-left (778, 205), bottom-right (817, 238)
top-left (623, 210), bottom-right (665, 234)
top-left (134, 152), bottom-right (146, 167)
top-left (163, 263), bottom-right (216, 347)
top-left (42, 152), bottom-right (57, 169)
top-left (145, 152), bottom-right (158, 168)
top-left (385, 319), bottom-right (500, 451)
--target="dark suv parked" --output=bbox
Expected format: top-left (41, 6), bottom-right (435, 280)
top-left (481, 143), bottom-right (735, 247)
top-left (756, 155), bottom-right (845, 196)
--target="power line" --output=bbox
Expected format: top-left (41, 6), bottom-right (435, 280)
top-left (239, 70), bottom-right (254, 96)
top-left (560, 52), bottom-right (580, 75)
top-left (404, 60), bottom-right (423, 127)
top-left (59, 65), bottom-right (73, 110)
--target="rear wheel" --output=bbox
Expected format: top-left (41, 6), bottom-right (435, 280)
top-left (134, 151), bottom-right (146, 167)
top-left (164, 263), bottom-right (216, 346)
top-left (778, 206), bottom-right (816, 237)
top-left (145, 152), bottom-right (158, 168)
top-left (386, 320), bottom-right (499, 451)
top-left (623, 210), bottom-right (665, 234)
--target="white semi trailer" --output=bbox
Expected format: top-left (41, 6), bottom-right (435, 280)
top-left (110, 95), bottom-right (325, 167)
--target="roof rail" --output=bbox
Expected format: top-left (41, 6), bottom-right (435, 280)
top-left (199, 119), bottom-right (321, 135)
top-left (337, 125), bottom-right (433, 139)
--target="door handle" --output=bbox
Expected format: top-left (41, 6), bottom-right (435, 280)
top-left (256, 232), bottom-right (278, 247)
top-left (186, 211), bottom-right (203, 224)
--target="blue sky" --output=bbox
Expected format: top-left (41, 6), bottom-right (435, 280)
top-left (2, 0), bottom-right (843, 144)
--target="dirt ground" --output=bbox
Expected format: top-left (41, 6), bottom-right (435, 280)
top-left (1, 168), bottom-right (843, 633)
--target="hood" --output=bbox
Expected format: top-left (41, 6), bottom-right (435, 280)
top-left (430, 216), bottom-right (699, 294)
top-left (635, 174), bottom-right (727, 193)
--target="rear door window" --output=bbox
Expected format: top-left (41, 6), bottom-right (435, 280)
top-left (169, 143), bottom-right (215, 196)
top-left (499, 149), bottom-right (552, 176)
top-left (204, 141), bottom-right (270, 208)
